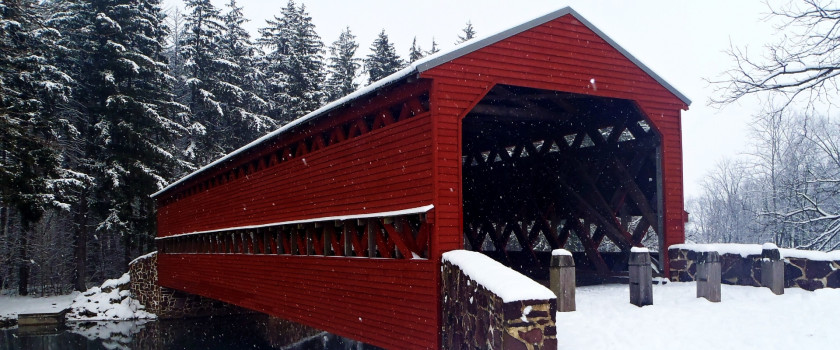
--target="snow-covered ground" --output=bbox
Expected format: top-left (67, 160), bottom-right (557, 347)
top-left (0, 292), bottom-right (78, 322)
top-left (558, 282), bottom-right (840, 349)
top-left (0, 273), bottom-right (154, 327)
top-left (3, 279), bottom-right (839, 349)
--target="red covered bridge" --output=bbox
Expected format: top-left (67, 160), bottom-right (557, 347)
top-left (152, 7), bottom-right (690, 349)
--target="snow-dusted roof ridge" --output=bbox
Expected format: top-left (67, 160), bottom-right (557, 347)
top-left (153, 6), bottom-right (690, 198)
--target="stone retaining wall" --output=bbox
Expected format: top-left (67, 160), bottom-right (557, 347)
top-left (669, 247), bottom-right (840, 291)
top-left (128, 252), bottom-right (246, 318)
top-left (440, 260), bottom-right (557, 350)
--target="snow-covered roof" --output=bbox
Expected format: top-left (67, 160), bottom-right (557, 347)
top-left (153, 6), bottom-right (690, 198)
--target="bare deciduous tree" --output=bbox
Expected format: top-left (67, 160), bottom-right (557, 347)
top-left (712, 0), bottom-right (840, 113)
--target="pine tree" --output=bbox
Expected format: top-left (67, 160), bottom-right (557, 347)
top-left (258, 0), bottom-right (325, 124)
top-left (325, 26), bottom-right (360, 101)
top-left (1, 0), bottom-right (72, 295)
top-left (49, 0), bottom-right (189, 280)
top-left (427, 37), bottom-right (440, 55)
top-left (220, 0), bottom-right (274, 145)
top-left (365, 29), bottom-right (403, 84)
top-left (165, 7), bottom-right (189, 106)
top-left (408, 37), bottom-right (424, 63)
top-left (456, 21), bottom-right (476, 44)
top-left (179, 0), bottom-right (230, 164)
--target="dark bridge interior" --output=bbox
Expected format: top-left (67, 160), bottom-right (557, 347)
top-left (461, 84), bottom-right (663, 281)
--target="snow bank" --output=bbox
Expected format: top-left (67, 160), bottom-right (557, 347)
top-left (442, 250), bottom-right (555, 302)
top-left (0, 292), bottom-right (78, 327)
top-left (630, 247), bottom-right (650, 253)
top-left (67, 273), bottom-right (156, 321)
top-left (670, 243), bottom-right (840, 261)
top-left (558, 282), bottom-right (840, 349)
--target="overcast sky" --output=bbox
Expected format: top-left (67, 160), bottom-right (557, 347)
top-left (164, 0), bottom-right (780, 199)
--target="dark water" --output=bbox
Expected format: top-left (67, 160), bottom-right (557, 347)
top-left (0, 314), bottom-right (380, 350)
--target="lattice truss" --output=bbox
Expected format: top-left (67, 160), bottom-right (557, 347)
top-left (461, 85), bottom-right (662, 274)
top-left (160, 215), bottom-right (431, 259)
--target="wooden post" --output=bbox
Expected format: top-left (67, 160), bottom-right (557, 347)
top-left (761, 243), bottom-right (784, 295)
top-left (367, 219), bottom-right (376, 258)
top-left (629, 247), bottom-right (653, 307)
top-left (550, 249), bottom-right (576, 312)
top-left (323, 224), bottom-right (333, 256)
top-left (696, 251), bottom-right (721, 302)
top-left (343, 222), bottom-right (353, 256)
top-left (290, 229), bottom-right (299, 255)
top-left (306, 226), bottom-right (315, 255)
top-left (275, 229), bottom-right (284, 254)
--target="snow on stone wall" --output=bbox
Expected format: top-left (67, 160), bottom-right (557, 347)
top-left (441, 250), bottom-right (556, 349)
top-left (669, 244), bottom-right (840, 290)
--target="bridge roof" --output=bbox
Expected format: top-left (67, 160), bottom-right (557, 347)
top-left (152, 6), bottom-right (689, 198)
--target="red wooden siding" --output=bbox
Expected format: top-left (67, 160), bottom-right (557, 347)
top-left (157, 112), bottom-right (434, 237)
top-left (424, 14), bottom-right (687, 263)
top-left (157, 254), bottom-right (437, 349)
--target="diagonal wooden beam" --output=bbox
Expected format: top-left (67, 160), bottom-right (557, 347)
top-left (611, 156), bottom-right (658, 238)
top-left (562, 160), bottom-right (634, 250)
top-left (381, 221), bottom-right (414, 259)
top-left (570, 217), bottom-right (610, 275)
top-left (632, 219), bottom-right (652, 246)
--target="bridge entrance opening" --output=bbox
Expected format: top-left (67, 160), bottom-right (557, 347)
top-left (461, 84), bottom-right (663, 282)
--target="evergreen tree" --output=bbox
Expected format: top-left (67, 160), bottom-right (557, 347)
top-left (325, 26), bottom-right (360, 101)
top-left (365, 29), bottom-right (403, 84)
top-left (220, 0), bottom-right (274, 144)
top-left (408, 36), bottom-right (424, 63)
top-left (165, 7), bottom-right (189, 107)
top-left (49, 0), bottom-right (189, 281)
top-left (1, 0), bottom-right (72, 295)
top-left (258, 0), bottom-right (325, 124)
top-left (178, 0), bottom-right (229, 164)
top-left (456, 21), bottom-right (476, 44)
top-left (427, 37), bottom-right (440, 55)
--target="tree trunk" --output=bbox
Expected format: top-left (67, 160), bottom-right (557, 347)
top-left (1, 205), bottom-right (9, 290)
top-left (72, 195), bottom-right (88, 292)
top-left (123, 232), bottom-right (131, 271)
top-left (18, 224), bottom-right (29, 296)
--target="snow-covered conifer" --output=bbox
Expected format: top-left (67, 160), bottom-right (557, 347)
top-left (48, 0), bottom-right (190, 277)
top-left (456, 21), bottom-right (476, 44)
top-left (257, 0), bottom-right (325, 124)
top-left (408, 37), bottom-right (424, 63)
top-left (427, 37), bottom-right (440, 55)
top-left (220, 0), bottom-right (275, 145)
top-left (365, 30), bottom-right (403, 84)
top-left (325, 26), bottom-right (360, 101)
top-left (1, 0), bottom-right (72, 295)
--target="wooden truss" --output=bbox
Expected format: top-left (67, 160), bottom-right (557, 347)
top-left (159, 214), bottom-right (431, 260)
top-left (462, 86), bottom-right (662, 276)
